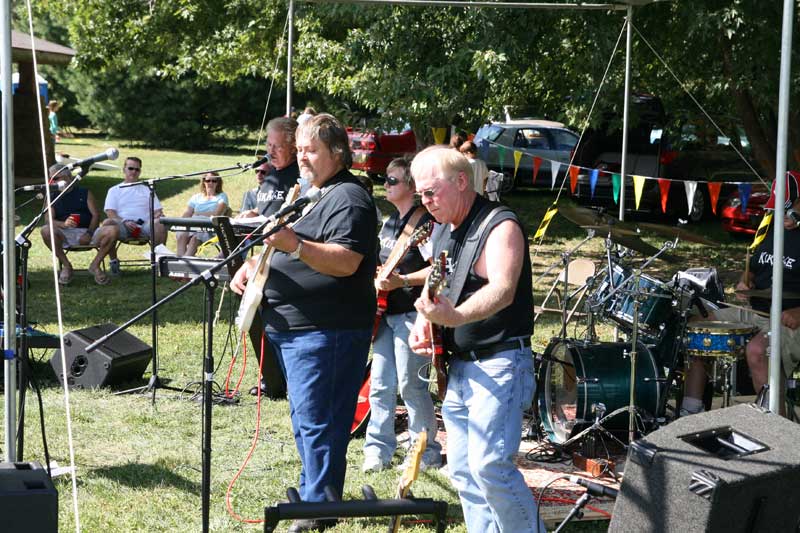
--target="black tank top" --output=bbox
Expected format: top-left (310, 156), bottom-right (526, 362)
top-left (433, 195), bottom-right (533, 352)
top-left (53, 187), bottom-right (92, 228)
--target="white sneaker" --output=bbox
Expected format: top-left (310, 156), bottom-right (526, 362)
top-left (361, 456), bottom-right (388, 474)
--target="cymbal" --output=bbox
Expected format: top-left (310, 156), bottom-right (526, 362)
top-left (736, 288), bottom-right (800, 299)
top-left (581, 225), bottom-right (640, 237)
top-left (635, 222), bottom-right (716, 246)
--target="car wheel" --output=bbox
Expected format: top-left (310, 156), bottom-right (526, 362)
top-left (687, 187), bottom-right (708, 223)
top-left (501, 171), bottom-right (516, 193)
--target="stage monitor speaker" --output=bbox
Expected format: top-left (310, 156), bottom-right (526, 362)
top-left (0, 461), bottom-right (58, 532)
top-left (609, 403), bottom-right (800, 533)
top-left (50, 323), bottom-right (152, 389)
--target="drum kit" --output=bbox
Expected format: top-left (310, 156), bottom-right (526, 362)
top-left (535, 206), bottom-right (760, 449)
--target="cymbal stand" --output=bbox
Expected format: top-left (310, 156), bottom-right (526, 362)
top-left (534, 229), bottom-right (595, 340)
top-left (628, 269), bottom-right (642, 444)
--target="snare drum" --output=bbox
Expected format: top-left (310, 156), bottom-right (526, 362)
top-left (685, 321), bottom-right (758, 357)
top-left (539, 339), bottom-right (666, 443)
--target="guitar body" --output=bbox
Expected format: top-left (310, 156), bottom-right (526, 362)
top-left (427, 252), bottom-right (449, 401)
top-left (372, 290), bottom-right (390, 340)
top-left (235, 184), bottom-right (301, 332)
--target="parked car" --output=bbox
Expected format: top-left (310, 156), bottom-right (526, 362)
top-left (571, 95), bottom-right (765, 222)
top-left (348, 128), bottom-right (417, 180)
top-left (473, 120), bottom-right (579, 188)
top-left (720, 186), bottom-right (769, 236)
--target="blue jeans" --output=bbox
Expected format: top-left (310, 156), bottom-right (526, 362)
top-left (363, 311), bottom-right (442, 465)
top-left (267, 328), bottom-right (371, 502)
top-left (442, 342), bottom-right (544, 533)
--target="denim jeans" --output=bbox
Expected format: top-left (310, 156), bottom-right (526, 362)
top-left (363, 311), bottom-right (442, 465)
top-left (267, 328), bottom-right (371, 502)
top-left (442, 342), bottom-right (544, 533)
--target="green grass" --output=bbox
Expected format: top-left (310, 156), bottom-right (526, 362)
top-left (6, 134), bottom-right (752, 532)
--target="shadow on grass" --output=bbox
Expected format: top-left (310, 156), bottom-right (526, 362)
top-left (92, 462), bottom-right (199, 493)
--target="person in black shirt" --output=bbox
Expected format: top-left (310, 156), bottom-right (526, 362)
top-left (408, 146), bottom-right (543, 532)
top-left (238, 116), bottom-right (300, 219)
top-left (40, 164), bottom-right (100, 285)
top-left (231, 113), bottom-right (376, 533)
top-left (361, 158), bottom-right (442, 474)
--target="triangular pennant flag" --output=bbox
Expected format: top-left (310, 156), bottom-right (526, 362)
top-left (550, 161), bottom-right (561, 190)
top-left (477, 138), bottom-right (489, 161)
top-left (532, 156), bottom-right (542, 184)
top-left (633, 175), bottom-right (646, 210)
top-left (589, 169), bottom-right (599, 198)
top-left (534, 203), bottom-right (559, 242)
top-left (513, 150), bottom-right (522, 178)
top-left (749, 212), bottom-right (774, 252)
top-left (569, 165), bottom-right (579, 194)
top-left (497, 146), bottom-right (506, 171)
top-left (612, 173), bottom-right (621, 204)
top-left (707, 182), bottom-right (722, 215)
top-left (432, 127), bottom-right (447, 145)
top-left (657, 178), bottom-right (671, 213)
top-left (684, 181), bottom-right (698, 217)
top-left (738, 183), bottom-right (753, 214)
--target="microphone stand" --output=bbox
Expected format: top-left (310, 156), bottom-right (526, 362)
top-left (12, 171), bottom-right (87, 460)
top-left (115, 162), bottom-right (251, 402)
top-left (554, 492), bottom-right (592, 533)
top-left (83, 214), bottom-right (293, 533)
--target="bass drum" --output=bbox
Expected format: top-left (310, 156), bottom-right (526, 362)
top-left (539, 339), bottom-right (666, 443)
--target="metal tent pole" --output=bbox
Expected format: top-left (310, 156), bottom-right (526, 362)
top-left (769, 0), bottom-right (794, 414)
top-left (1, 0), bottom-right (17, 461)
top-left (286, 0), bottom-right (295, 116)
top-left (618, 4), bottom-right (633, 222)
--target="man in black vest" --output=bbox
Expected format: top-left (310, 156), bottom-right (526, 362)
top-left (409, 146), bottom-right (544, 533)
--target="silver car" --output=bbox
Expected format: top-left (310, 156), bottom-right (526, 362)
top-left (474, 120), bottom-right (580, 188)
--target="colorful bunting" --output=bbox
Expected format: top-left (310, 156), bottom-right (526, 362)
top-left (568, 165), bottom-right (579, 194)
top-left (498, 146), bottom-right (506, 171)
top-left (534, 203), bottom-right (559, 242)
top-left (612, 173), bottom-right (621, 204)
top-left (513, 150), bottom-right (522, 178)
top-left (432, 127), bottom-right (447, 145)
top-left (550, 161), bottom-right (561, 190)
top-left (684, 181), bottom-right (698, 217)
top-left (589, 169), bottom-right (599, 198)
top-left (532, 156), bottom-right (542, 184)
top-left (707, 182), bottom-right (722, 215)
top-left (657, 179), bottom-right (671, 213)
top-left (738, 183), bottom-right (753, 214)
top-left (749, 212), bottom-right (773, 252)
top-left (633, 175), bottom-right (646, 210)
top-left (477, 138), bottom-right (489, 161)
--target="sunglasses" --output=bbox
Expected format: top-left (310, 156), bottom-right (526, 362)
top-left (126, 166), bottom-right (141, 171)
top-left (385, 176), bottom-right (404, 186)
top-left (255, 169), bottom-right (268, 175)
top-left (203, 178), bottom-right (220, 183)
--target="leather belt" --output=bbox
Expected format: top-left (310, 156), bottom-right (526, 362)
top-left (453, 337), bottom-right (531, 362)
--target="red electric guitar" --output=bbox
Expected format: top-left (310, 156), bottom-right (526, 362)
top-left (371, 220), bottom-right (434, 340)
top-left (426, 251), bottom-right (448, 401)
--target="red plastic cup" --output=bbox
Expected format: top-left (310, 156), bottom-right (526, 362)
top-left (130, 223), bottom-right (142, 238)
top-left (68, 213), bottom-right (80, 226)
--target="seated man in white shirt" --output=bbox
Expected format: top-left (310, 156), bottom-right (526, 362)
top-left (88, 156), bottom-right (166, 284)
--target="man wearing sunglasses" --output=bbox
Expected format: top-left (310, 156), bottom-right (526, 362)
top-left (239, 117), bottom-right (301, 219)
top-left (240, 160), bottom-right (270, 214)
top-left (88, 156), bottom-right (166, 284)
top-left (408, 146), bottom-right (543, 533)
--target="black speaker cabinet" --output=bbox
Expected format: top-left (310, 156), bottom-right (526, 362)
top-left (50, 323), bottom-right (152, 388)
top-left (610, 404), bottom-right (800, 532)
top-left (0, 461), bottom-right (58, 532)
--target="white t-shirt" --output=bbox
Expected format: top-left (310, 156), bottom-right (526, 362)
top-left (104, 182), bottom-right (162, 221)
top-left (469, 158), bottom-right (489, 195)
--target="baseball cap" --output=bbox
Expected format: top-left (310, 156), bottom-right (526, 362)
top-left (764, 170), bottom-right (800, 210)
top-left (48, 163), bottom-right (68, 182)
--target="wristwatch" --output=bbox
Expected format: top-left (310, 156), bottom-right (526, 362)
top-left (402, 275), bottom-right (410, 288)
top-left (290, 238), bottom-right (304, 260)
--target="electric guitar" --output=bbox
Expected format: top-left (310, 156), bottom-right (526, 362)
top-left (387, 429), bottom-right (428, 533)
top-left (235, 184), bottom-right (301, 332)
top-left (427, 252), bottom-right (448, 401)
top-left (372, 220), bottom-right (434, 340)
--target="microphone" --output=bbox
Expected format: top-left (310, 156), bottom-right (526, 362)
top-left (267, 188), bottom-right (322, 222)
top-left (569, 475), bottom-right (618, 498)
top-left (66, 147), bottom-right (119, 170)
top-left (247, 154), bottom-right (270, 169)
top-left (18, 180), bottom-right (67, 192)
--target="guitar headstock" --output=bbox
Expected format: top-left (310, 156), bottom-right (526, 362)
top-left (410, 220), bottom-right (434, 248)
top-left (427, 251), bottom-right (448, 299)
top-left (398, 429), bottom-right (428, 492)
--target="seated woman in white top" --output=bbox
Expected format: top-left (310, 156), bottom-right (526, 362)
top-left (176, 172), bottom-right (230, 256)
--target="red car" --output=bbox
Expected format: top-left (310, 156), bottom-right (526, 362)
top-left (720, 186), bottom-right (769, 235)
top-left (348, 128), bottom-right (417, 179)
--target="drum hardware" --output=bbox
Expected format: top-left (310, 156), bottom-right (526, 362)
top-left (715, 300), bottom-right (769, 318)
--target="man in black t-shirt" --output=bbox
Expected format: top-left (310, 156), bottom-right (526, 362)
top-left (238, 117), bottom-right (300, 219)
top-left (408, 146), bottom-right (543, 533)
top-left (232, 114), bottom-right (376, 533)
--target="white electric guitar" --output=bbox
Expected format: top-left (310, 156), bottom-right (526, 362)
top-left (235, 184), bottom-right (301, 332)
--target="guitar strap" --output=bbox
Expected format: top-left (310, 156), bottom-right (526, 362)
top-left (382, 206), bottom-right (426, 269)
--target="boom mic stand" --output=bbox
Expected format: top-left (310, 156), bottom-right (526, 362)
top-left (83, 213), bottom-right (293, 533)
top-left (115, 162), bottom-right (253, 402)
